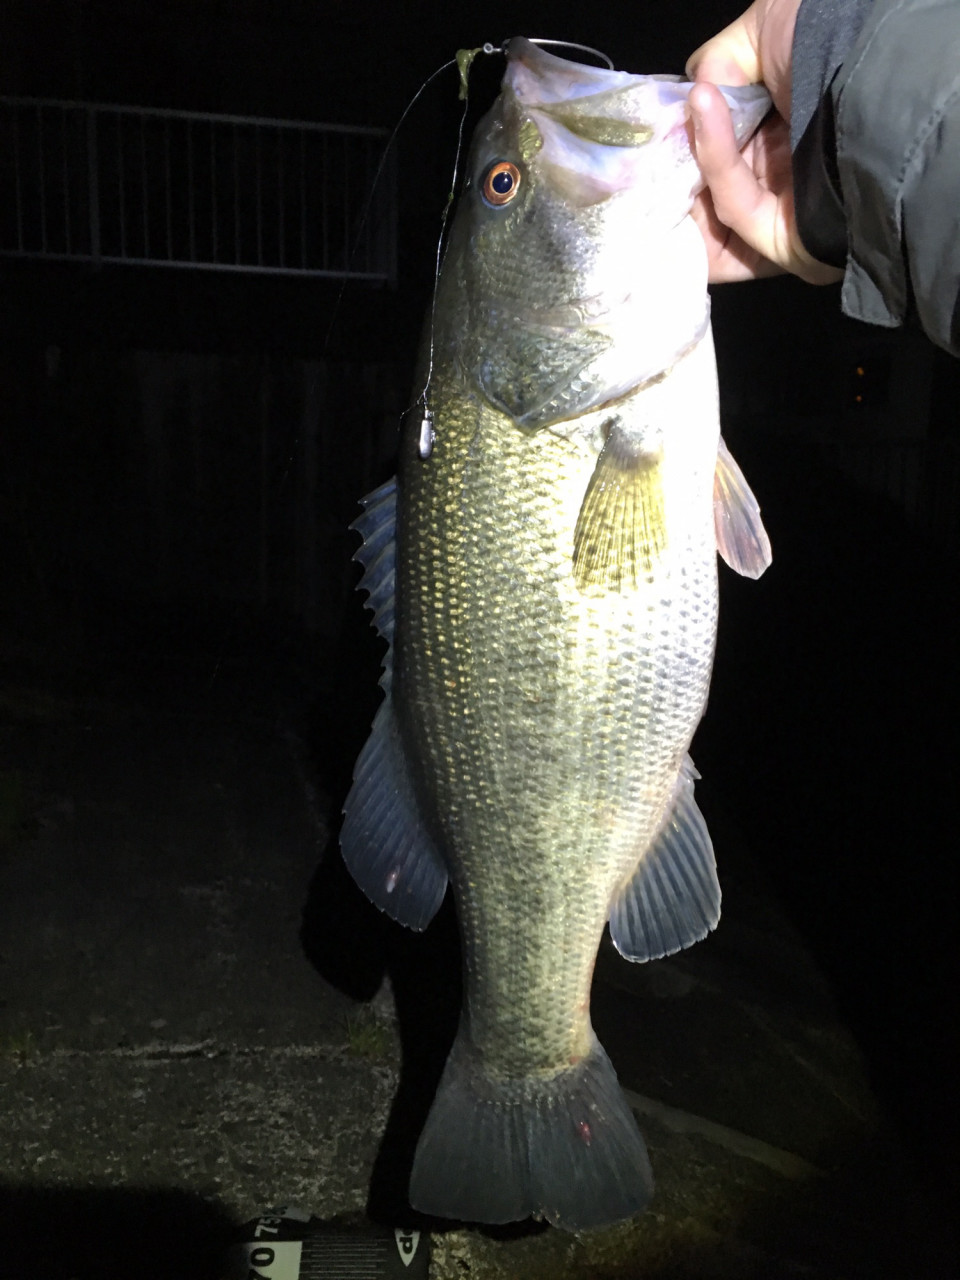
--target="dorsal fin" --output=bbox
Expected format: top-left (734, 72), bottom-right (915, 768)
top-left (351, 477), bottom-right (397, 687)
top-left (343, 475), bottom-right (449, 930)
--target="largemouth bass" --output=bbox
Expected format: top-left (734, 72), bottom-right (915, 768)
top-left (342, 37), bottom-right (772, 1231)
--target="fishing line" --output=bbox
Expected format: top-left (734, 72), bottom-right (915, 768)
top-left (206, 60), bottom-right (471, 692)
top-left (260, 42), bottom-right (491, 612)
top-left (206, 36), bottom-right (614, 689)
top-left (320, 51), bottom-right (474, 363)
top-left (413, 38), bottom-right (614, 458)
top-left (524, 40), bottom-right (614, 68)
top-left (323, 36), bottom-right (615, 458)
top-left (238, 42), bottom-right (491, 674)
top-left (414, 42), bottom-right (498, 459)
top-left (342, 34), bottom-right (613, 360)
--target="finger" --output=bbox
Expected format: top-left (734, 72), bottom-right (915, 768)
top-left (690, 198), bottom-right (781, 283)
top-left (689, 84), bottom-right (844, 285)
top-left (689, 84), bottom-right (768, 220)
top-left (688, 83), bottom-right (783, 260)
top-left (685, 10), bottom-right (762, 84)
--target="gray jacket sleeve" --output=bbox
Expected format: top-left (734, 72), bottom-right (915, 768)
top-left (791, 0), bottom-right (960, 356)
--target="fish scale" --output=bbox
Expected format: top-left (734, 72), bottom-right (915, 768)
top-left (340, 37), bottom-right (772, 1230)
top-left (397, 338), bottom-right (719, 1086)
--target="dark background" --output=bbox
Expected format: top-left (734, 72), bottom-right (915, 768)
top-left (2, 0), bottom-right (958, 1253)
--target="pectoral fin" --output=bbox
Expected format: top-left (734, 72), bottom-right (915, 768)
top-left (608, 756), bottom-right (720, 962)
top-left (713, 437), bottom-right (772, 579)
top-left (573, 422), bottom-right (666, 592)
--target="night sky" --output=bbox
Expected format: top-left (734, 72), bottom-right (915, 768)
top-left (2, 0), bottom-right (958, 1250)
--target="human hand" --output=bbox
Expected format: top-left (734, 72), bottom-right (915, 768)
top-left (686, 0), bottom-right (843, 285)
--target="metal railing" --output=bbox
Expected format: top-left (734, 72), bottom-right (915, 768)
top-left (0, 96), bottom-right (396, 281)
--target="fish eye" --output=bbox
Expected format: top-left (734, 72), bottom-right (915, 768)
top-left (481, 161), bottom-right (522, 207)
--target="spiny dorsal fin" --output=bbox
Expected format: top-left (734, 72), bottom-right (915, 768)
top-left (713, 437), bottom-right (772, 579)
top-left (351, 476), bottom-right (397, 687)
top-left (573, 422), bottom-right (666, 592)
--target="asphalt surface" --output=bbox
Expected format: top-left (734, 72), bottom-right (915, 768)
top-left (0, 602), bottom-right (953, 1279)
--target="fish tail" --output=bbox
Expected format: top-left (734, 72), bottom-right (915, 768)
top-left (409, 1031), bottom-right (653, 1230)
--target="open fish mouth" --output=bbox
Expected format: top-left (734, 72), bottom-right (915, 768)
top-left (503, 36), bottom-right (769, 206)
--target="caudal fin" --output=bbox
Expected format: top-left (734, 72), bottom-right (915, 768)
top-left (409, 1033), bottom-right (653, 1231)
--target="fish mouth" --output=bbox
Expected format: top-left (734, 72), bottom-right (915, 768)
top-left (500, 37), bottom-right (770, 206)
top-left (503, 37), bottom-right (637, 103)
top-left (501, 37), bottom-right (691, 205)
top-left (503, 36), bottom-right (770, 140)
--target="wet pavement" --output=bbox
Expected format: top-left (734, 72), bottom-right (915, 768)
top-left (0, 609), bottom-right (953, 1279)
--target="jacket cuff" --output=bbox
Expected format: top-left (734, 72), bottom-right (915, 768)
top-left (790, 0), bottom-right (875, 267)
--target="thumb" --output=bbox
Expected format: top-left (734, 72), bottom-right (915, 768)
top-left (686, 10), bottom-right (762, 85)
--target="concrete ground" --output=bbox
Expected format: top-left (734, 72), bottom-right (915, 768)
top-left (0, 617), bottom-right (951, 1279)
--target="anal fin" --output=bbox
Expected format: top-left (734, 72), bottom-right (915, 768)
top-left (609, 756), bottom-right (720, 962)
top-left (573, 421), bottom-right (666, 592)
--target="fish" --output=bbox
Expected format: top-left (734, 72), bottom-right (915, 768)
top-left (341, 37), bottom-right (772, 1231)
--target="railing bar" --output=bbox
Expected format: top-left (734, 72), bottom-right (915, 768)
top-left (0, 94), bottom-right (388, 136)
top-left (0, 245), bottom-right (389, 277)
top-left (87, 106), bottom-right (100, 261)
top-left (299, 129), bottom-right (306, 270)
top-left (371, 142), bottom-right (379, 275)
top-left (140, 114), bottom-right (149, 257)
top-left (341, 133), bottom-right (349, 273)
top-left (210, 120), bottom-right (217, 263)
top-left (366, 140), bottom-right (373, 272)
top-left (84, 254), bottom-right (388, 277)
top-left (61, 106), bottom-right (72, 254)
top-left (362, 142), bottom-right (370, 274)
top-left (164, 118), bottom-right (172, 259)
top-left (384, 142), bottom-right (397, 284)
top-left (277, 125), bottom-right (284, 269)
top-left (12, 106), bottom-right (24, 251)
top-left (37, 105), bottom-right (48, 253)
top-left (321, 131), bottom-right (328, 270)
top-left (358, 141), bottom-right (366, 274)
top-left (372, 142), bottom-right (381, 279)
top-left (255, 124), bottom-right (263, 266)
top-left (116, 111), bottom-right (127, 257)
top-left (233, 123), bottom-right (240, 265)
top-left (186, 118), bottom-right (196, 262)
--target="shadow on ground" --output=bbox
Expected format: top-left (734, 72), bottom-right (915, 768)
top-left (0, 1184), bottom-right (235, 1280)
top-left (300, 826), bottom-right (462, 1228)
